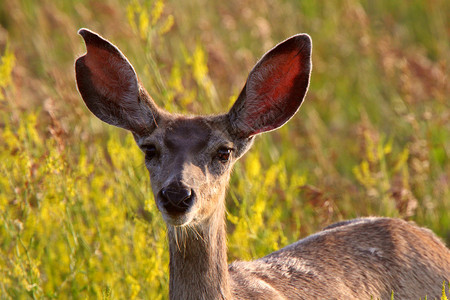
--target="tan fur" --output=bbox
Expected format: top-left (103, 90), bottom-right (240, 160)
top-left (76, 29), bottom-right (450, 299)
top-left (230, 217), bottom-right (450, 299)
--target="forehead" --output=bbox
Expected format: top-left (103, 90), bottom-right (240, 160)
top-left (164, 118), bottom-right (213, 151)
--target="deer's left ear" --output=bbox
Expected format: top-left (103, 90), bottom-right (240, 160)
top-left (228, 34), bottom-right (312, 138)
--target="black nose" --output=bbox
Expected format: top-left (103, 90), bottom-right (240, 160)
top-left (159, 182), bottom-right (195, 214)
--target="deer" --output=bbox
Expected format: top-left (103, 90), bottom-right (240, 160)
top-left (75, 28), bottom-right (450, 299)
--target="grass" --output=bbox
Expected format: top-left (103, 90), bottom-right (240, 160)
top-left (0, 0), bottom-right (449, 298)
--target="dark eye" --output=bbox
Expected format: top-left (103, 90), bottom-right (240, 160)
top-left (142, 145), bottom-right (158, 160)
top-left (216, 147), bottom-right (232, 163)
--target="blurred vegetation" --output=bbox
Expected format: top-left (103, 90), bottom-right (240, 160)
top-left (0, 0), bottom-right (449, 298)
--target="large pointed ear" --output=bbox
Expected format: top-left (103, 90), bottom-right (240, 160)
top-left (228, 34), bottom-right (312, 138)
top-left (75, 28), bottom-right (159, 135)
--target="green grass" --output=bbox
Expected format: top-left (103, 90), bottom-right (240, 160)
top-left (0, 0), bottom-right (449, 298)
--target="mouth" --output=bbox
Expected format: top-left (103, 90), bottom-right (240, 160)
top-left (156, 195), bottom-right (197, 227)
top-left (159, 208), bottom-right (196, 227)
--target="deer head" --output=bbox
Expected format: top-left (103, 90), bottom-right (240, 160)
top-left (75, 29), bottom-right (311, 229)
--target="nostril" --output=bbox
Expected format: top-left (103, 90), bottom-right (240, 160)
top-left (161, 188), bottom-right (191, 205)
top-left (167, 188), bottom-right (190, 204)
top-left (159, 185), bottom-right (195, 213)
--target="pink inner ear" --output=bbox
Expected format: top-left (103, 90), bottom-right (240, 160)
top-left (84, 44), bottom-right (137, 103)
top-left (245, 50), bottom-right (305, 135)
top-left (255, 53), bottom-right (300, 102)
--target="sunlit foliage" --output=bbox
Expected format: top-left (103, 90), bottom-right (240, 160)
top-left (0, 0), bottom-right (448, 298)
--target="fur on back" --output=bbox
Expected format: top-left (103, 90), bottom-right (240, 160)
top-left (229, 217), bottom-right (450, 299)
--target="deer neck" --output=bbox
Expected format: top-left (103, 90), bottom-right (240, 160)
top-left (167, 200), bottom-right (231, 300)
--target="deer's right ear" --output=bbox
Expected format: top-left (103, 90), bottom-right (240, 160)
top-left (75, 28), bottom-right (159, 135)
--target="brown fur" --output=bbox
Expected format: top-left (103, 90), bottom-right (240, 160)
top-left (230, 217), bottom-right (450, 299)
top-left (76, 29), bottom-right (450, 299)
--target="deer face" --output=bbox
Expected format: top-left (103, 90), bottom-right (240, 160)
top-left (75, 29), bottom-right (311, 228)
top-left (133, 116), bottom-right (242, 226)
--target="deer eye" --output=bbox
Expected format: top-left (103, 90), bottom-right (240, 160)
top-left (216, 147), bottom-right (232, 163)
top-left (142, 145), bottom-right (158, 160)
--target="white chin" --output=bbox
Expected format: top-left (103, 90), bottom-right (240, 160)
top-left (162, 212), bottom-right (195, 227)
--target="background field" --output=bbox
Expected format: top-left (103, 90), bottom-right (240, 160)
top-left (0, 0), bottom-right (449, 298)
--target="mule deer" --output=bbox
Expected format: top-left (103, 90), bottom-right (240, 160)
top-left (75, 29), bottom-right (450, 299)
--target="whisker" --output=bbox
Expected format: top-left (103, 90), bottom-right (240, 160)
top-left (190, 224), bottom-right (205, 245)
top-left (174, 226), bottom-right (181, 252)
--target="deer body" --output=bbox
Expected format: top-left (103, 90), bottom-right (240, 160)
top-left (76, 29), bottom-right (450, 299)
top-left (230, 217), bottom-right (450, 299)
